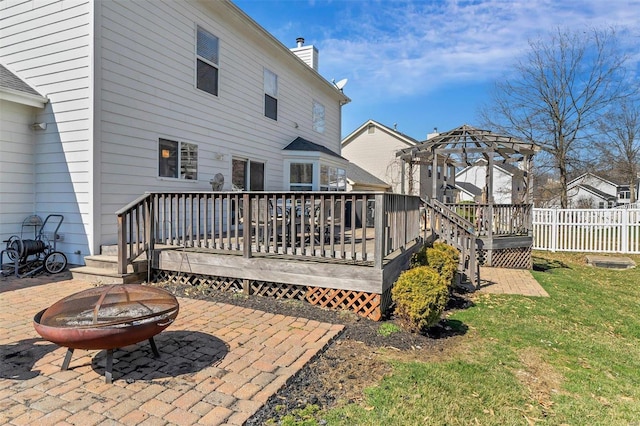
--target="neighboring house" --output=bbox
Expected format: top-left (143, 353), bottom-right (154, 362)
top-left (565, 173), bottom-right (633, 208)
top-left (341, 120), bottom-right (420, 194)
top-left (455, 159), bottom-right (526, 204)
top-left (0, 0), bottom-right (349, 264)
top-left (344, 162), bottom-right (392, 192)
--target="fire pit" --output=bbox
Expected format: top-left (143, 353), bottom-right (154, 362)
top-left (33, 284), bottom-right (179, 383)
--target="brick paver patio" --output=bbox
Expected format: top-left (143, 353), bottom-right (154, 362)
top-left (0, 273), bottom-right (343, 425)
top-left (479, 266), bottom-right (549, 297)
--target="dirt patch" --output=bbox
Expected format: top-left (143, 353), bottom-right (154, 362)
top-left (153, 281), bottom-right (470, 424)
top-left (514, 348), bottom-right (564, 416)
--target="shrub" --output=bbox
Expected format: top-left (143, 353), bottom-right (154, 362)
top-left (409, 244), bottom-right (429, 268)
top-left (426, 242), bottom-right (459, 286)
top-left (391, 266), bottom-right (449, 333)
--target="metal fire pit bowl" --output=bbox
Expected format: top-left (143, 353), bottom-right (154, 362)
top-left (33, 284), bottom-right (179, 383)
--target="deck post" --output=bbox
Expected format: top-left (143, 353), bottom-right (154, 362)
top-left (243, 193), bottom-right (252, 259)
top-left (117, 214), bottom-right (127, 275)
top-left (374, 193), bottom-right (386, 269)
top-left (145, 195), bottom-right (155, 283)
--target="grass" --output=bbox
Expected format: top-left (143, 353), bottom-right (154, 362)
top-left (320, 251), bottom-right (640, 425)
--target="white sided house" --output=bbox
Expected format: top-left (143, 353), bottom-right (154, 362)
top-left (341, 120), bottom-right (420, 194)
top-left (565, 173), bottom-right (630, 208)
top-left (0, 0), bottom-right (349, 265)
top-left (455, 159), bottom-right (526, 204)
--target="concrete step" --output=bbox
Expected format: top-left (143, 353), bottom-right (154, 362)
top-left (84, 255), bottom-right (147, 274)
top-left (69, 266), bottom-right (146, 285)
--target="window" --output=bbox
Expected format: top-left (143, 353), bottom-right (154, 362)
top-left (159, 139), bottom-right (198, 180)
top-left (320, 165), bottom-right (346, 191)
top-left (232, 158), bottom-right (264, 190)
top-left (290, 163), bottom-right (313, 191)
top-left (196, 26), bottom-right (219, 96)
top-left (620, 191), bottom-right (630, 199)
top-left (312, 100), bottom-right (325, 133)
top-left (264, 68), bottom-right (278, 120)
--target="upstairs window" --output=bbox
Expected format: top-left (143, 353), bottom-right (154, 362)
top-left (264, 68), bottom-right (278, 120)
top-left (159, 138), bottom-right (198, 180)
top-left (312, 100), bottom-right (325, 133)
top-left (196, 26), bottom-right (219, 96)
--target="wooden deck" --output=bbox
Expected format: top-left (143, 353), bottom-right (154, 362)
top-left (116, 191), bottom-right (424, 320)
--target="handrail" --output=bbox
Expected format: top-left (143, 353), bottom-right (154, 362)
top-left (116, 193), bottom-right (154, 274)
top-left (422, 198), bottom-right (479, 288)
top-left (115, 191), bottom-right (423, 275)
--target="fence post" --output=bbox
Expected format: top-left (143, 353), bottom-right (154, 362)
top-left (551, 208), bottom-right (558, 252)
top-left (117, 213), bottom-right (127, 274)
top-left (622, 209), bottom-right (629, 253)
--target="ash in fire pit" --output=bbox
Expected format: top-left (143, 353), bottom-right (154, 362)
top-left (33, 284), bottom-right (179, 383)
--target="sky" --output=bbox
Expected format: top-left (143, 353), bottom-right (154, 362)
top-left (233, 0), bottom-right (640, 140)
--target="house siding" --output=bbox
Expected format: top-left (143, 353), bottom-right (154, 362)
top-left (2, 0), bottom-right (345, 256)
top-left (96, 0), bottom-right (343, 246)
top-left (0, 101), bottom-right (36, 240)
top-left (342, 125), bottom-right (414, 194)
top-left (0, 0), bottom-right (93, 264)
top-left (456, 166), bottom-right (513, 203)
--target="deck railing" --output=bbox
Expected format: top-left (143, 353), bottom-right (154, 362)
top-left (423, 199), bottom-right (479, 288)
top-left (116, 191), bottom-right (423, 274)
top-left (445, 203), bottom-right (532, 237)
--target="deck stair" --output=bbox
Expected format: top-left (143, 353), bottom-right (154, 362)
top-left (70, 246), bottom-right (147, 284)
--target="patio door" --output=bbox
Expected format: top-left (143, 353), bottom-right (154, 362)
top-left (232, 158), bottom-right (264, 191)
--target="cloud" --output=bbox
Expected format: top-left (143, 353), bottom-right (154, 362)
top-left (315, 0), bottom-right (640, 103)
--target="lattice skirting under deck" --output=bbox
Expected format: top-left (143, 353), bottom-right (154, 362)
top-left (477, 246), bottom-right (532, 269)
top-left (152, 269), bottom-right (386, 320)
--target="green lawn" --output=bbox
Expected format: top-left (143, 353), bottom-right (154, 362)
top-left (323, 251), bottom-right (640, 425)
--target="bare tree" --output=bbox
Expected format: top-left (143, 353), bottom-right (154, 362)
top-left (481, 27), bottom-right (632, 208)
top-left (595, 99), bottom-right (640, 203)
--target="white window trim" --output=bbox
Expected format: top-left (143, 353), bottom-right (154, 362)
top-left (195, 24), bottom-right (220, 97)
top-left (158, 138), bottom-right (199, 182)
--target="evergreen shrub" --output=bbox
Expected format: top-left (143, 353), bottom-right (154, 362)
top-left (391, 266), bottom-right (449, 332)
top-left (426, 242), bottom-right (459, 286)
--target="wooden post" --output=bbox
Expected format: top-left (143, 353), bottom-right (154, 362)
top-left (374, 193), bottom-right (385, 269)
top-left (243, 193), bottom-right (252, 259)
top-left (400, 160), bottom-right (405, 195)
top-left (145, 196), bottom-right (155, 282)
top-left (431, 151), bottom-right (438, 201)
top-left (117, 214), bottom-right (127, 275)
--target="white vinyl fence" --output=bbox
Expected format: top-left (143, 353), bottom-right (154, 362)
top-left (533, 208), bottom-right (640, 253)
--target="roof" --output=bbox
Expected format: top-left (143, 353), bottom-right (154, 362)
top-left (0, 64), bottom-right (41, 96)
top-left (568, 172), bottom-right (622, 189)
top-left (455, 181), bottom-right (482, 196)
top-left (576, 184), bottom-right (617, 201)
top-left (397, 124), bottom-right (538, 167)
top-left (341, 119), bottom-right (420, 149)
top-left (345, 162), bottom-right (391, 189)
top-left (283, 137), bottom-right (346, 160)
top-left (0, 63), bottom-right (47, 107)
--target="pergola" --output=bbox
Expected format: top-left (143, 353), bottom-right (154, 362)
top-left (397, 124), bottom-right (539, 270)
top-left (396, 124), bottom-right (538, 203)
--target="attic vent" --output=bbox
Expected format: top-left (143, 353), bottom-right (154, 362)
top-left (367, 125), bottom-right (375, 134)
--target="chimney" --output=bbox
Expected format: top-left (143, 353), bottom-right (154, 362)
top-left (290, 36), bottom-right (319, 71)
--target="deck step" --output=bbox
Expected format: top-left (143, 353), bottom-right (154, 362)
top-left (70, 266), bottom-right (146, 285)
top-left (84, 255), bottom-right (147, 274)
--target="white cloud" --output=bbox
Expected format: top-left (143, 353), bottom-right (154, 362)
top-left (316, 0), bottom-right (640, 103)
